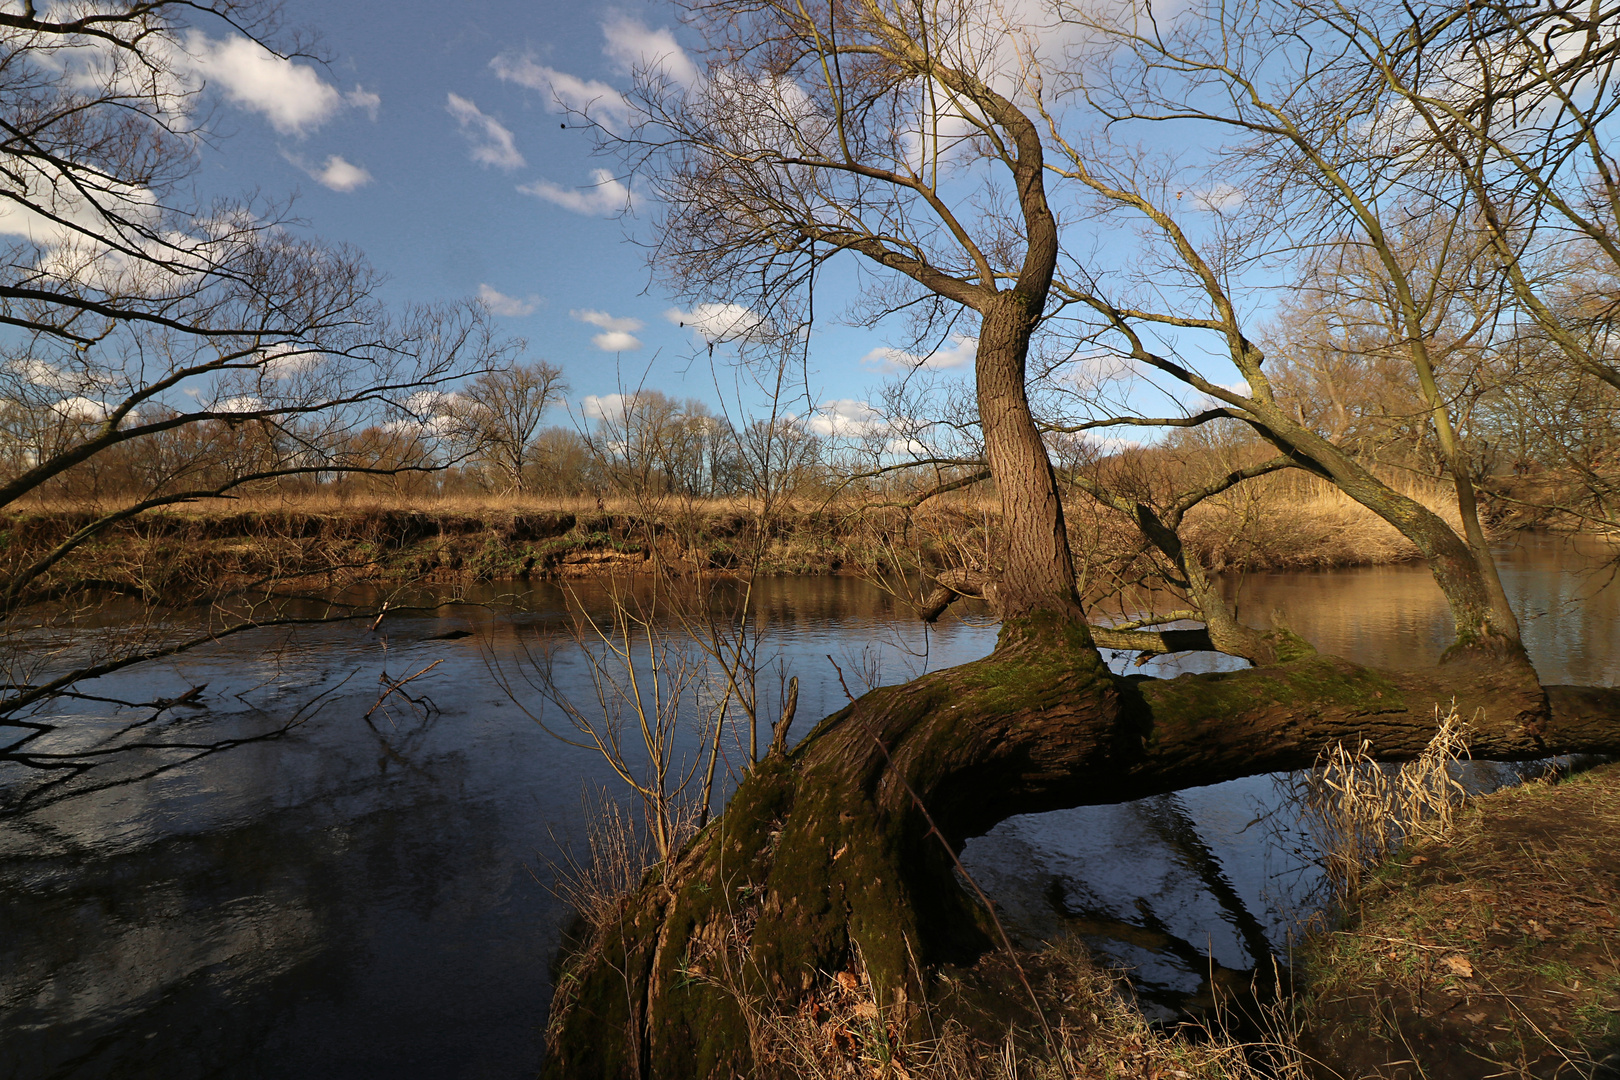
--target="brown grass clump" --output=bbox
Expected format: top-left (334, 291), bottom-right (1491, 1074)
top-left (1284, 703), bottom-right (1473, 908)
top-left (725, 936), bottom-right (1314, 1080)
top-left (547, 794), bottom-right (658, 941)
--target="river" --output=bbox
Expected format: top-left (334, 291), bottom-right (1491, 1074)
top-left (1, 534), bottom-right (1615, 1079)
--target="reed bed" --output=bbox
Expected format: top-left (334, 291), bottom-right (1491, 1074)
top-left (1182, 472), bottom-right (1475, 574)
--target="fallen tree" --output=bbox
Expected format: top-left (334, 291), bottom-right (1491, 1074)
top-left (536, 1), bottom-right (1620, 1074)
top-left (542, 613), bottom-right (1620, 1078)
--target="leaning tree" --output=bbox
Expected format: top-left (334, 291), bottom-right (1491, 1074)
top-left (540, 1), bottom-right (1620, 1075)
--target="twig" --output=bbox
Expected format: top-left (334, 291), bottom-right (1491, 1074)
top-left (365, 659), bottom-right (445, 721)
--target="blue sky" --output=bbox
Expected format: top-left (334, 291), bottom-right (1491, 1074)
top-left (176, 0), bottom-right (1257, 445)
top-left (188, 0), bottom-right (906, 432)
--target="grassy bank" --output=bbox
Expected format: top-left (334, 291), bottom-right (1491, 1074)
top-left (2, 476), bottom-right (1494, 600)
top-left (1301, 760), bottom-right (1620, 1079)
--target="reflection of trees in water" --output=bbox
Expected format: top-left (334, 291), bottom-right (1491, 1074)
top-left (0, 635), bottom-right (377, 817)
top-left (0, 722), bottom-right (523, 1080)
top-left (1046, 793), bottom-right (1285, 1018)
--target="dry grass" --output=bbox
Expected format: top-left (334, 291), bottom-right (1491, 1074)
top-left (1301, 760), bottom-right (1620, 1079)
top-left (1283, 702), bottom-right (1474, 908)
top-left (4, 468), bottom-right (1487, 608)
top-left (546, 793), bottom-right (658, 942)
top-left (1184, 473), bottom-right (1476, 574)
top-left (715, 934), bottom-right (1317, 1080)
top-left (9, 489), bottom-right (771, 518)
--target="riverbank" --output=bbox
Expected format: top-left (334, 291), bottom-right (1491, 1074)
top-left (1301, 760), bottom-right (1620, 1079)
top-left (1, 480), bottom-right (1508, 600)
top-left (628, 758), bottom-right (1620, 1080)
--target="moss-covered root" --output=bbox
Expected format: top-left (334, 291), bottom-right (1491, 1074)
top-left (543, 616), bottom-right (1121, 1080)
top-left (542, 622), bottom-right (1620, 1079)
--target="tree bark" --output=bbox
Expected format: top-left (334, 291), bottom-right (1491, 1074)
top-left (1243, 399), bottom-right (1524, 660)
top-left (542, 620), bottom-right (1620, 1079)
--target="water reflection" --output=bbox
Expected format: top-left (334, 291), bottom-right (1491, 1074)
top-left (962, 533), bottom-right (1619, 1013)
top-left (1, 536), bottom-right (1614, 1077)
top-left (1, 579), bottom-right (1001, 1080)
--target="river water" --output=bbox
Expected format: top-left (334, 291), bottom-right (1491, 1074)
top-left (2, 535), bottom-right (1616, 1079)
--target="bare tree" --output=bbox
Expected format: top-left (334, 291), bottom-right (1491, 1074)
top-left (0, 2), bottom-right (510, 795)
top-left (454, 360), bottom-right (569, 493)
top-left (534, 4), bottom-right (1620, 1075)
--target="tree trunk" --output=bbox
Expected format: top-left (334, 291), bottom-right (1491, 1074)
top-left (1131, 500), bottom-right (1289, 665)
top-left (542, 624), bottom-right (1620, 1079)
top-left (974, 292), bottom-right (1084, 622)
top-left (1246, 403), bottom-right (1524, 660)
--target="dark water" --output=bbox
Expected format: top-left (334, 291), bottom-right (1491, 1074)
top-left (2, 535), bottom-right (1615, 1078)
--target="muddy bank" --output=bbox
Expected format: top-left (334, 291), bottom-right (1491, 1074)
top-left (1302, 761), bottom-right (1620, 1079)
top-left (2, 494), bottom-right (1497, 603)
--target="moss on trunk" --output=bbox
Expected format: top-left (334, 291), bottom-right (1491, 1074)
top-left (543, 617), bottom-right (1620, 1079)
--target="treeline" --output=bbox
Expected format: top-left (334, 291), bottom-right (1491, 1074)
top-left (10, 364), bottom-right (1619, 529)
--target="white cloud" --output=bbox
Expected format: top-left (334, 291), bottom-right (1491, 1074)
top-left (405, 390), bottom-right (452, 416)
top-left (571, 309), bottom-right (643, 333)
top-left (212, 394), bottom-right (263, 415)
top-left (252, 342), bottom-right (325, 379)
top-left (591, 331), bottom-right (643, 352)
top-left (50, 396), bottom-right (109, 422)
top-left (346, 85), bottom-right (382, 120)
top-left (493, 16), bottom-right (694, 135)
top-left (1187, 183), bottom-right (1246, 212)
top-left (807, 398), bottom-right (886, 438)
top-left (663, 303), bottom-right (773, 344)
top-left (518, 169), bottom-right (632, 216)
top-left (390, 390), bottom-right (463, 440)
top-left (479, 284), bottom-right (541, 317)
top-left (863, 333), bottom-right (977, 371)
top-left (1199, 380), bottom-right (1253, 406)
top-left (446, 93), bottom-right (525, 170)
top-left (601, 14), bottom-right (700, 88)
top-left (10, 358), bottom-right (112, 395)
top-left (491, 52), bottom-right (633, 133)
top-left (312, 155), bottom-right (371, 192)
top-left (571, 309), bottom-right (645, 351)
top-left (284, 152), bottom-right (372, 192)
top-left (579, 392), bottom-right (638, 422)
top-left (184, 32), bottom-right (371, 136)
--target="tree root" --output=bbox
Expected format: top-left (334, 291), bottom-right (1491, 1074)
top-left (542, 616), bottom-right (1620, 1079)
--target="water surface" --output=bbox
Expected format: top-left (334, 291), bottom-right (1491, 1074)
top-left (2, 535), bottom-right (1613, 1078)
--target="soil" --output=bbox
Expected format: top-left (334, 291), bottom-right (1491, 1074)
top-left (1303, 760), bottom-right (1620, 1079)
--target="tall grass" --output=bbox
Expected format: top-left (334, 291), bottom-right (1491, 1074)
top-left (689, 923), bottom-right (1316, 1080)
top-left (1184, 471), bottom-right (1477, 573)
top-left (1284, 702), bottom-right (1473, 908)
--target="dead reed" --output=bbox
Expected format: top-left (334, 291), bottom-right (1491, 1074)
top-left (546, 792), bottom-right (658, 942)
top-left (1284, 702), bottom-right (1473, 908)
top-left (1184, 472), bottom-right (1476, 574)
top-left (714, 933), bottom-right (1318, 1080)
